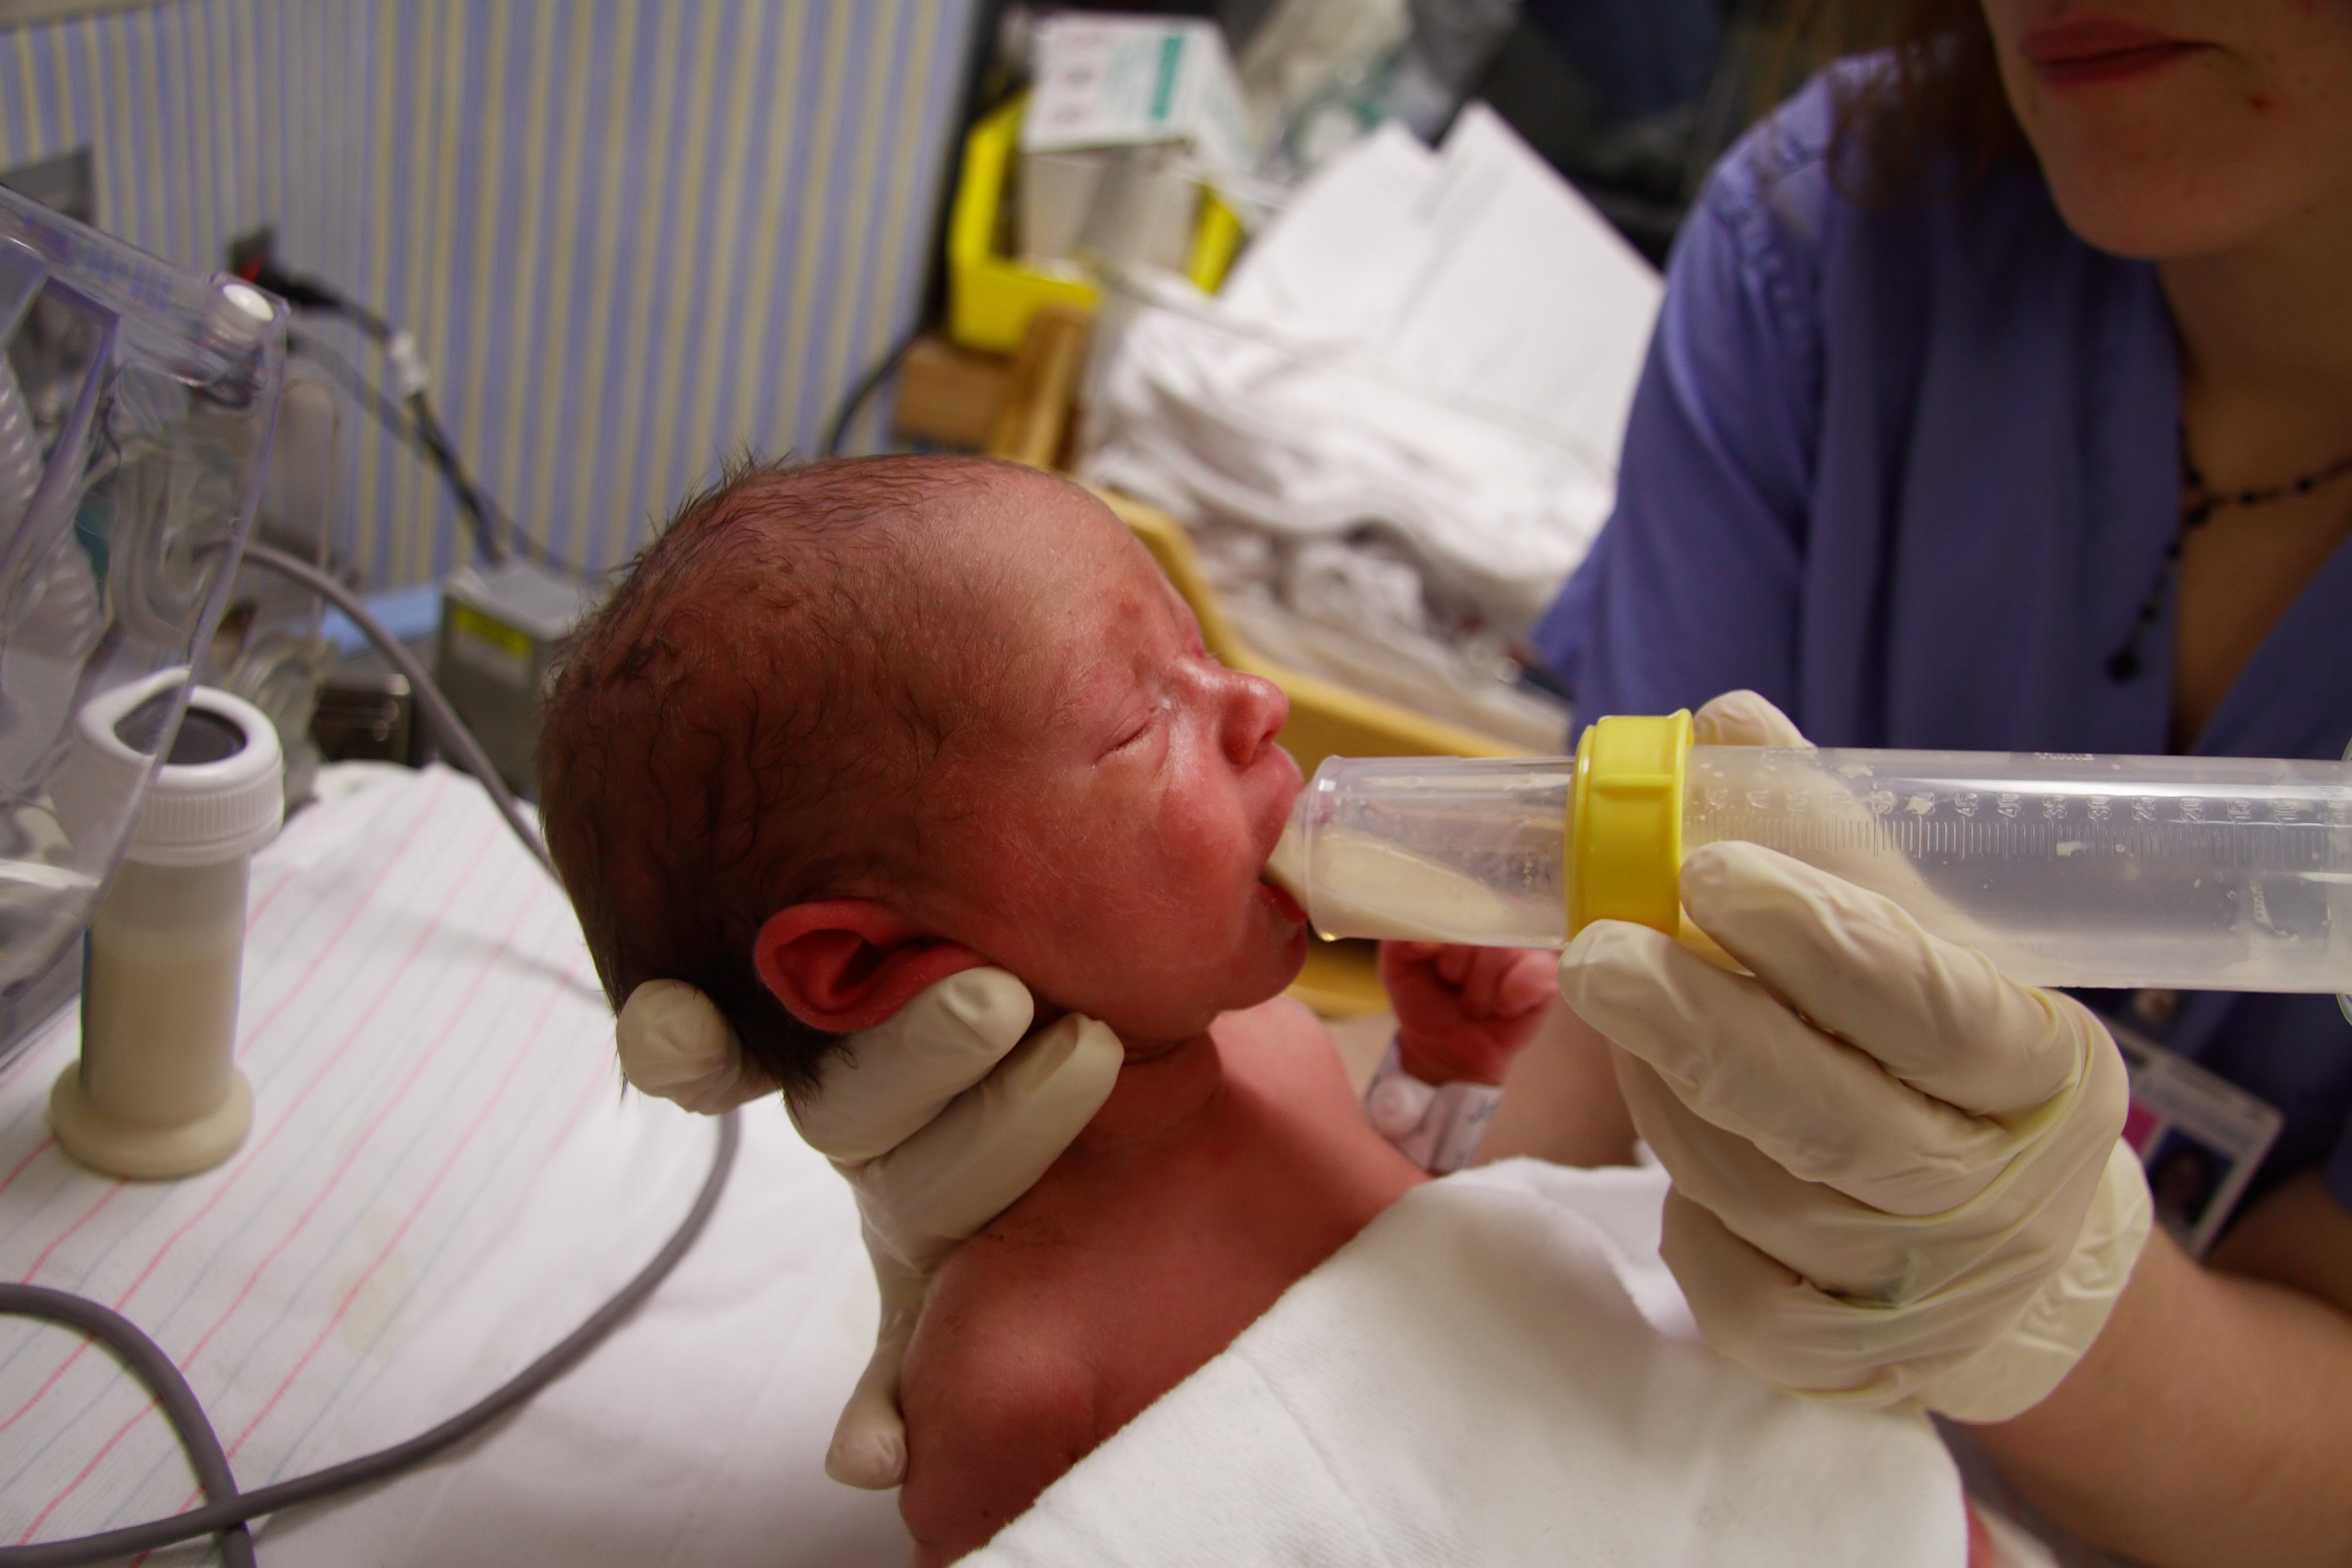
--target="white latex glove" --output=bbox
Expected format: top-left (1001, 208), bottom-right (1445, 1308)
top-left (615, 969), bottom-right (1120, 1487)
top-left (1557, 691), bottom-right (2152, 1424)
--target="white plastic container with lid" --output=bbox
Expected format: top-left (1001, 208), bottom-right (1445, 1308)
top-left (1269, 712), bottom-right (2352, 994)
top-left (49, 677), bottom-right (283, 1179)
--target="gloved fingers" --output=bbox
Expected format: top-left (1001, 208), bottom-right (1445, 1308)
top-left (790, 967), bottom-right (1037, 1161)
top-left (824, 1256), bottom-right (931, 1489)
top-left (1662, 1187), bottom-right (1934, 1408)
top-left (1690, 689), bottom-right (1811, 748)
top-left (1567, 922), bottom-right (2018, 1210)
top-left (848, 1013), bottom-right (1122, 1269)
top-left (1679, 841), bottom-right (2086, 1117)
top-left (1618, 1054), bottom-right (2074, 1298)
top-left (1667, 1148), bottom-right (2152, 1424)
top-left (1918, 1142), bottom-right (2153, 1422)
top-left (826, 1355), bottom-right (911, 1489)
top-left (615, 979), bottom-right (783, 1114)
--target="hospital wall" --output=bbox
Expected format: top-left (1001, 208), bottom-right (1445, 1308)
top-left (0, 0), bottom-right (978, 586)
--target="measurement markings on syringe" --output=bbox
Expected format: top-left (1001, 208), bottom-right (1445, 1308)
top-left (1691, 807), bottom-right (2343, 872)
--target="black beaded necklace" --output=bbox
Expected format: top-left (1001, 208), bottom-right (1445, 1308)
top-left (2104, 432), bottom-right (2352, 682)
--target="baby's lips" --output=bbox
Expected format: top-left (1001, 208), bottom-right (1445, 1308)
top-left (1260, 875), bottom-right (1308, 925)
top-left (1262, 816), bottom-right (1307, 900)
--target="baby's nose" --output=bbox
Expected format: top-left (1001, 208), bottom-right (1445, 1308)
top-left (1219, 669), bottom-right (1288, 766)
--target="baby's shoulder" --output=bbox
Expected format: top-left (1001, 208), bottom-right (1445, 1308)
top-left (1212, 995), bottom-right (1355, 1103)
top-left (900, 1246), bottom-right (1102, 1558)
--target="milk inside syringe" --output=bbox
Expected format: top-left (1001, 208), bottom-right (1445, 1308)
top-left (1268, 736), bottom-right (2352, 993)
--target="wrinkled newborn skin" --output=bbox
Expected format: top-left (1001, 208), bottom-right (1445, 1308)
top-left (898, 999), bottom-right (1424, 1563)
top-left (732, 466), bottom-right (1427, 1559)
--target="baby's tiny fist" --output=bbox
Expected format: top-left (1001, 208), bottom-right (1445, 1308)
top-left (1379, 942), bottom-right (1556, 1087)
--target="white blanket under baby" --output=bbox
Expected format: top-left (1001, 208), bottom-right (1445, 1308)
top-left (973, 1159), bottom-right (1967, 1567)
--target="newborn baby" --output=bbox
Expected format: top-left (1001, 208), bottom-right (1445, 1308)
top-left (538, 454), bottom-right (1552, 1562)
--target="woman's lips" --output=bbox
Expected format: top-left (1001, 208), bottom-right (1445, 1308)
top-left (2019, 17), bottom-right (2205, 87)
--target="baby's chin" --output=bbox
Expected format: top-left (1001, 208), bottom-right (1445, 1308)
top-left (1080, 923), bottom-right (1309, 1046)
top-left (1214, 917), bottom-right (1312, 1016)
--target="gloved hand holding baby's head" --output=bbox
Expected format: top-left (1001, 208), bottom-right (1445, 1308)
top-left (535, 454), bottom-right (1320, 1489)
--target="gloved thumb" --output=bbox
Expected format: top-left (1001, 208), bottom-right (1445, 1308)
top-left (1691, 689), bottom-right (1810, 748)
top-left (825, 1253), bottom-right (929, 1489)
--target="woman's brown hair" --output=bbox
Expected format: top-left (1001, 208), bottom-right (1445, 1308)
top-left (1760, 0), bottom-right (2030, 199)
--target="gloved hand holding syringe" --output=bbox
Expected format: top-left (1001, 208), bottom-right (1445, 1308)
top-left (1267, 695), bottom-right (2352, 995)
top-left (1271, 689), bottom-right (2201, 1424)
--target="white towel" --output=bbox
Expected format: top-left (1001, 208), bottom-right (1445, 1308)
top-left (1079, 108), bottom-right (1661, 634)
top-left (970, 1159), bottom-right (1967, 1567)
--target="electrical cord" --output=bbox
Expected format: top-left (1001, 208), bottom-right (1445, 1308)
top-left (0, 1116), bottom-right (738, 1567)
top-left (285, 332), bottom-right (415, 471)
top-left (401, 391), bottom-right (511, 568)
top-left (0, 1290), bottom-right (257, 1568)
top-left (248, 263), bottom-right (511, 568)
top-left (0, 543), bottom-right (744, 1564)
top-left (284, 335), bottom-right (591, 584)
top-left (822, 326), bottom-right (922, 458)
top-left (236, 543), bottom-right (550, 876)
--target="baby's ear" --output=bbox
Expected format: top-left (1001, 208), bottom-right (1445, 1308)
top-left (752, 901), bottom-right (987, 1034)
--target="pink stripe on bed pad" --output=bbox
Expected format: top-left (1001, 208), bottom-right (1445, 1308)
top-left (0, 766), bottom-right (900, 1563)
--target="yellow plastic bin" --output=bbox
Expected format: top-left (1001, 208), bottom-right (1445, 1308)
top-left (948, 96), bottom-right (1246, 354)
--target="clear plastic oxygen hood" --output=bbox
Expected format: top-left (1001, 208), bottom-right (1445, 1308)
top-left (0, 181), bottom-right (285, 1024)
top-left (1265, 712), bottom-right (2352, 993)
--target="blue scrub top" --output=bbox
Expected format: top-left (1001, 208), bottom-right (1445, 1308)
top-left (1532, 72), bottom-right (2352, 1215)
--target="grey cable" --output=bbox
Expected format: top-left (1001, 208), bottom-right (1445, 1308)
top-left (0, 548), bottom-right (742, 1564)
top-left (0, 1289), bottom-right (256, 1568)
top-left (0, 1115), bottom-right (738, 1566)
top-left (238, 543), bottom-right (552, 879)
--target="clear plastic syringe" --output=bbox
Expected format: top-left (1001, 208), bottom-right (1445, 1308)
top-left (1266, 712), bottom-right (2352, 993)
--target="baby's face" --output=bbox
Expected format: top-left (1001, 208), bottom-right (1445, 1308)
top-left (903, 479), bottom-right (1308, 1044)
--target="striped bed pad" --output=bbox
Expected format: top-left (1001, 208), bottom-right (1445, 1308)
top-left (0, 765), bottom-right (910, 1566)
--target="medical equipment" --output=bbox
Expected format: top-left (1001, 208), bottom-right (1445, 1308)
top-left (48, 682), bottom-right (283, 1179)
top-left (240, 244), bottom-right (603, 797)
top-left (0, 181), bottom-right (738, 1567)
top-left (1272, 710), bottom-right (2352, 992)
top-left (437, 555), bottom-right (597, 793)
top-left (1359, 1040), bottom-right (1502, 1172)
top-left (0, 189), bottom-right (279, 1009)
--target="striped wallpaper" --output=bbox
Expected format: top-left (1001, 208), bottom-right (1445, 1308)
top-left (0, 0), bottom-right (979, 586)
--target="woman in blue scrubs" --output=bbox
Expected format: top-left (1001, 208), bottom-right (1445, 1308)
top-left (1530, 3), bottom-right (2352, 1562)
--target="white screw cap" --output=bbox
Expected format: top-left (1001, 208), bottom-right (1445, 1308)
top-left (64, 675), bottom-right (284, 867)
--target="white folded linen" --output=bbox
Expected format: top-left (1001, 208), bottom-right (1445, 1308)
top-left (970, 1159), bottom-right (1967, 1567)
top-left (1080, 107), bottom-right (1661, 636)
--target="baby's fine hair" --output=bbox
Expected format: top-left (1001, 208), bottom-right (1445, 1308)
top-left (539, 452), bottom-right (1016, 1095)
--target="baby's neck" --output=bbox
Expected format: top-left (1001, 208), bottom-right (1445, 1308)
top-left (1068, 1031), bottom-right (1223, 1155)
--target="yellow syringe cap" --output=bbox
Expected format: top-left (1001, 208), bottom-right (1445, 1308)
top-left (1569, 709), bottom-right (1692, 938)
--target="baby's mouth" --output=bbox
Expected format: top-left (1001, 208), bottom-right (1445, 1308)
top-left (1260, 820), bottom-right (1309, 924)
top-left (1260, 874), bottom-right (1308, 926)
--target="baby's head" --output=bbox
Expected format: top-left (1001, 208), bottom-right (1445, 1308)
top-left (541, 455), bottom-right (1307, 1094)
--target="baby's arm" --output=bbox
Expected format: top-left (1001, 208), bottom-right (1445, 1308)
top-left (1379, 942), bottom-right (1555, 1085)
top-left (1367, 943), bottom-right (1555, 1171)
